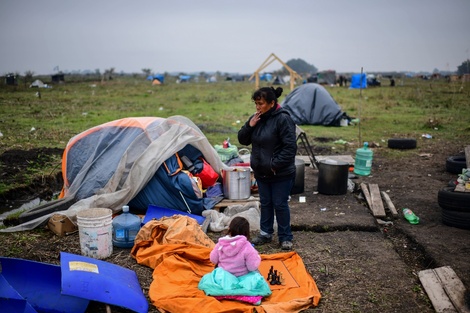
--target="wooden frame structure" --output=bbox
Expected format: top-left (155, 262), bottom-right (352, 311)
top-left (249, 53), bottom-right (303, 90)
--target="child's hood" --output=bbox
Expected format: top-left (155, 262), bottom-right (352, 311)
top-left (217, 235), bottom-right (249, 256)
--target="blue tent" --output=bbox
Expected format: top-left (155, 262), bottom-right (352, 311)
top-left (350, 73), bottom-right (367, 89)
top-left (147, 74), bottom-right (165, 83)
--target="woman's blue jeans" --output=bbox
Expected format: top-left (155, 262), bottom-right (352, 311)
top-left (256, 177), bottom-right (294, 242)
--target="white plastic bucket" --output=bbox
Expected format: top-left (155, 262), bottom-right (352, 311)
top-left (76, 208), bottom-right (113, 259)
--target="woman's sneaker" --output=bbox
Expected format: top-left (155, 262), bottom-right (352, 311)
top-left (281, 241), bottom-right (293, 250)
top-left (251, 235), bottom-right (272, 246)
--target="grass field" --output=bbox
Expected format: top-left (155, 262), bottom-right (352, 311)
top-left (1, 76), bottom-right (469, 193)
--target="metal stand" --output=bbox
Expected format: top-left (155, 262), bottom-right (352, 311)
top-left (296, 125), bottom-right (318, 169)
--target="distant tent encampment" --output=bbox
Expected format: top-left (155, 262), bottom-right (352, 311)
top-left (350, 73), bottom-right (367, 89)
top-left (281, 83), bottom-right (347, 126)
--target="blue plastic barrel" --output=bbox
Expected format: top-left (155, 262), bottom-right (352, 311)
top-left (354, 142), bottom-right (373, 176)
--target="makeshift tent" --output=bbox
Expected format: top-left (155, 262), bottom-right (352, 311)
top-left (317, 70), bottom-right (336, 85)
top-left (281, 83), bottom-right (346, 126)
top-left (272, 75), bottom-right (285, 85)
top-left (30, 80), bottom-right (48, 88)
top-left (350, 73), bottom-right (367, 89)
top-left (178, 75), bottom-right (191, 83)
top-left (3, 116), bottom-right (226, 232)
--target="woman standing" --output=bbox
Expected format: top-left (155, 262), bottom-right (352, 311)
top-left (238, 87), bottom-right (297, 250)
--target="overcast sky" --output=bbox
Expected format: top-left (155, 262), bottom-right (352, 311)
top-left (1, 0), bottom-right (469, 75)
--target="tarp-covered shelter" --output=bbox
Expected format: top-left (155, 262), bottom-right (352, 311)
top-left (281, 83), bottom-right (346, 126)
top-left (350, 73), bottom-right (367, 89)
top-left (4, 116), bottom-right (226, 232)
top-left (317, 70), bottom-right (336, 85)
top-left (30, 80), bottom-right (47, 88)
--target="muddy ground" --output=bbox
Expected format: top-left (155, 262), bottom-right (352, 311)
top-left (0, 138), bottom-right (469, 313)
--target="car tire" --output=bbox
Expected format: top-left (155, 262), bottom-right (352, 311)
top-left (437, 187), bottom-right (470, 212)
top-left (445, 155), bottom-right (467, 174)
top-left (387, 138), bottom-right (417, 149)
top-left (442, 210), bottom-right (470, 230)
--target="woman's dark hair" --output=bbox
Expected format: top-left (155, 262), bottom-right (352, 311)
top-left (251, 86), bottom-right (283, 104)
top-left (227, 216), bottom-right (250, 240)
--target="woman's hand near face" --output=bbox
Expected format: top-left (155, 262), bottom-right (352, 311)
top-left (249, 111), bottom-right (262, 127)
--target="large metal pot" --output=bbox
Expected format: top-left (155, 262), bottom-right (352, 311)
top-left (222, 166), bottom-right (251, 200)
top-left (317, 159), bottom-right (349, 195)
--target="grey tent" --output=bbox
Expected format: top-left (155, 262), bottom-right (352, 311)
top-left (280, 83), bottom-right (346, 126)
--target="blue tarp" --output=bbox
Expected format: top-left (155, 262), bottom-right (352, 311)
top-left (350, 73), bottom-right (367, 89)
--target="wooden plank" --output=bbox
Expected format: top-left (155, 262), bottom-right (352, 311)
top-left (214, 197), bottom-right (260, 209)
top-left (419, 268), bottom-right (457, 312)
top-left (381, 191), bottom-right (399, 218)
top-left (465, 145), bottom-right (470, 169)
top-left (434, 266), bottom-right (470, 313)
top-left (419, 266), bottom-right (469, 313)
top-left (368, 184), bottom-right (386, 218)
top-left (360, 183), bottom-right (373, 212)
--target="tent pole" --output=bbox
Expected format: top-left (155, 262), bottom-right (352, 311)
top-left (179, 191), bottom-right (192, 213)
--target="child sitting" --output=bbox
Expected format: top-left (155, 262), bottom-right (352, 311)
top-left (198, 216), bottom-right (271, 305)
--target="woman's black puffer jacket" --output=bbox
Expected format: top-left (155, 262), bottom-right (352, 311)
top-left (238, 105), bottom-right (297, 182)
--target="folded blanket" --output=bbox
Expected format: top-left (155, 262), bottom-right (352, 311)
top-left (199, 267), bottom-right (272, 297)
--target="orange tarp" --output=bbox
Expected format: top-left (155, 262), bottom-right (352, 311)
top-left (131, 216), bottom-right (321, 313)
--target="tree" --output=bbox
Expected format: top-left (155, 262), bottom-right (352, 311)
top-left (24, 70), bottom-right (34, 88)
top-left (142, 68), bottom-right (152, 77)
top-left (282, 59), bottom-right (318, 75)
top-left (457, 59), bottom-right (470, 75)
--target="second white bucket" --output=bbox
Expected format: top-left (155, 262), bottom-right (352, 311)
top-left (76, 208), bottom-right (113, 259)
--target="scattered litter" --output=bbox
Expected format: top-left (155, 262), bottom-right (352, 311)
top-left (299, 196), bottom-right (306, 203)
top-left (333, 139), bottom-right (348, 145)
top-left (30, 127), bottom-right (36, 132)
top-left (376, 219), bottom-right (393, 226)
top-left (236, 120), bottom-right (241, 124)
top-left (82, 112), bottom-right (88, 116)
top-left (419, 153), bottom-right (433, 158)
top-left (320, 208), bottom-right (327, 212)
top-left (0, 131), bottom-right (3, 138)
top-left (313, 191), bottom-right (319, 195)
top-left (421, 134), bottom-right (432, 139)
top-left (159, 107), bottom-right (164, 111)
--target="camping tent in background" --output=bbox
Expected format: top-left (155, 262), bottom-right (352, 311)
top-left (178, 75), bottom-right (191, 83)
top-left (350, 73), bottom-right (367, 89)
top-left (281, 83), bottom-right (346, 126)
top-left (317, 70), bottom-right (336, 85)
top-left (5, 116), bottom-right (226, 232)
top-left (147, 74), bottom-right (165, 84)
top-left (272, 75), bottom-right (285, 85)
top-left (30, 80), bottom-right (49, 88)
top-left (259, 73), bottom-right (273, 81)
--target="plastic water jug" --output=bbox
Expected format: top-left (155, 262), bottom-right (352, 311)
top-left (354, 142), bottom-right (373, 176)
top-left (112, 205), bottom-right (141, 248)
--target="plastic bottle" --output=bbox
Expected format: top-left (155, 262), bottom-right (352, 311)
top-left (353, 142), bottom-right (373, 176)
top-left (402, 208), bottom-right (420, 224)
top-left (112, 205), bottom-right (141, 248)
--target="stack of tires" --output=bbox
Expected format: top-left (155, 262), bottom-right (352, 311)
top-left (437, 155), bottom-right (469, 229)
